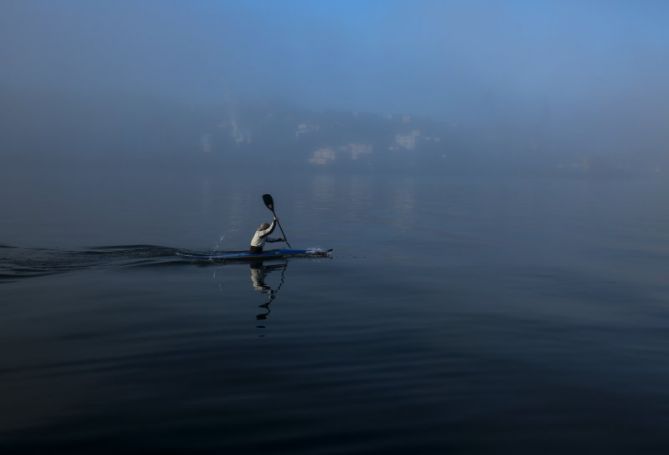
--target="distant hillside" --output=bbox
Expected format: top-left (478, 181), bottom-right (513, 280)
top-left (202, 105), bottom-right (460, 172)
top-left (1, 88), bottom-right (665, 176)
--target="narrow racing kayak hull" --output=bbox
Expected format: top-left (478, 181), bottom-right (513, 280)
top-left (177, 248), bottom-right (332, 262)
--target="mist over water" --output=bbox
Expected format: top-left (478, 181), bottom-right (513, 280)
top-left (2, 0), bottom-right (669, 174)
top-left (2, 1), bottom-right (669, 453)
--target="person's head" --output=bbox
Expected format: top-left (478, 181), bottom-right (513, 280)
top-left (258, 222), bottom-right (270, 230)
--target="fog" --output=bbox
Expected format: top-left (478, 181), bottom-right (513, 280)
top-left (2, 0), bottom-right (669, 174)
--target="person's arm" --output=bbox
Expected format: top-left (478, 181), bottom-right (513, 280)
top-left (257, 219), bottom-right (277, 238)
top-left (266, 217), bottom-right (283, 243)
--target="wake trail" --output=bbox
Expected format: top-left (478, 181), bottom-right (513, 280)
top-left (0, 245), bottom-right (191, 282)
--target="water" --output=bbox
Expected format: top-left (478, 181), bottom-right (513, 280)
top-left (1, 168), bottom-right (669, 453)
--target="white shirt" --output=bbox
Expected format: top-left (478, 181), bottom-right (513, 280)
top-left (250, 220), bottom-right (277, 247)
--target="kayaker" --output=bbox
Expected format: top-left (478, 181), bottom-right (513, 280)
top-left (250, 217), bottom-right (284, 253)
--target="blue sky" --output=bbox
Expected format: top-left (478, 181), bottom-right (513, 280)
top-left (2, 0), bottom-right (668, 122)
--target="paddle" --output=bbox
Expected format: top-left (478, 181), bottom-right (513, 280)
top-left (262, 194), bottom-right (292, 248)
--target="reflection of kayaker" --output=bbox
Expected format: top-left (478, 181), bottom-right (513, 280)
top-left (249, 261), bottom-right (286, 293)
top-left (249, 261), bottom-right (288, 322)
top-left (250, 261), bottom-right (271, 293)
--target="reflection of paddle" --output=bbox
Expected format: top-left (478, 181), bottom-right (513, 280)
top-left (262, 194), bottom-right (292, 248)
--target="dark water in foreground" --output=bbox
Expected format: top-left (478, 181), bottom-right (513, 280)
top-left (1, 170), bottom-right (668, 453)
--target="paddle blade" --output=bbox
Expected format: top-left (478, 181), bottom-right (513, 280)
top-left (262, 194), bottom-right (275, 211)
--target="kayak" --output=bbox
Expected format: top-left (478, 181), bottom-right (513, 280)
top-left (177, 248), bottom-right (333, 262)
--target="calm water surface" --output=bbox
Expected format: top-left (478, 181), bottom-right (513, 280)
top-left (1, 169), bottom-right (668, 453)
